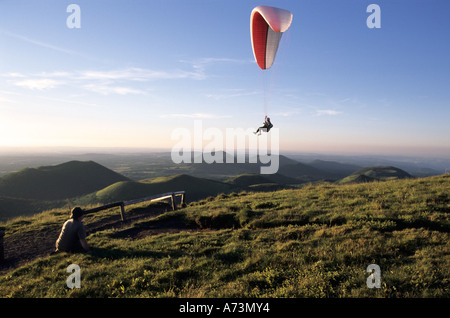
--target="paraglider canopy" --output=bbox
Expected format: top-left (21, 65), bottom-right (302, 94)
top-left (250, 5), bottom-right (293, 70)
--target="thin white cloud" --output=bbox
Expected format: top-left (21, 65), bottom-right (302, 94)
top-left (1, 57), bottom-right (243, 96)
top-left (179, 57), bottom-right (248, 80)
top-left (4, 72), bottom-right (26, 78)
top-left (316, 109), bottom-right (342, 116)
top-left (2, 69), bottom-right (172, 95)
top-left (83, 83), bottom-right (147, 95)
top-left (0, 88), bottom-right (97, 107)
top-left (0, 29), bottom-right (92, 59)
top-left (14, 79), bottom-right (62, 90)
top-left (0, 90), bottom-right (20, 104)
top-left (35, 71), bottom-right (73, 78)
top-left (0, 96), bottom-right (17, 104)
top-left (35, 95), bottom-right (98, 107)
top-left (76, 67), bottom-right (203, 82)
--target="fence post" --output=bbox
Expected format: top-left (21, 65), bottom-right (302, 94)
top-left (0, 229), bottom-right (5, 263)
top-left (171, 193), bottom-right (176, 211)
top-left (120, 203), bottom-right (126, 222)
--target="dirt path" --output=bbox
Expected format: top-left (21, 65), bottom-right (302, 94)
top-left (0, 205), bottom-right (186, 273)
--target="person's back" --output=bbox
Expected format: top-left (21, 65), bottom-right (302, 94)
top-left (265, 118), bottom-right (273, 131)
top-left (55, 207), bottom-right (88, 253)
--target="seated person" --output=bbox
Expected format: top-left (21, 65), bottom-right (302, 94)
top-left (55, 207), bottom-right (91, 253)
top-left (254, 116), bottom-right (273, 135)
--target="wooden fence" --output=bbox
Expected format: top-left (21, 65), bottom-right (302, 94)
top-left (0, 192), bottom-right (185, 263)
top-left (83, 191), bottom-right (185, 222)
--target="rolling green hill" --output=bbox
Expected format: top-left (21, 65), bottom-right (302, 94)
top-left (0, 159), bottom-right (421, 224)
top-left (338, 166), bottom-right (413, 184)
top-left (0, 161), bottom-right (130, 221)
top-left (0, 174), bottom-right (448, 298)
top-left (1, 159), bottom-right (304, 221)
top-left (175, 153), bottom-right (333, 182)
top-left (277, 162), bottom-right (332, 182)
top-left (225, 173), bottom-right (296, 187)
top-left (79, 174), bottom-right (233, 205)
top-left (0, 160), bottom-right (129, 200)
top-left (224, 173), bottom-right (299, 193)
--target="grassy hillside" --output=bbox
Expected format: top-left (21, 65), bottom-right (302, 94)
top-left (78, 174), bottom-right (233, 205)
top-left (338, 166), bottom-right (413, 184)
top-left (277, 162), bottom-right (333, 182)
top-left (225, 173), bottom-right (297, 187)
top-left (0, 197), bottom-right (64, 223)
top-left (0, 174), bottom-right (448, 298)
top-left (0, 160), bottom-right (129, 200)
top-left (0, 161), bottom-right (130, 222)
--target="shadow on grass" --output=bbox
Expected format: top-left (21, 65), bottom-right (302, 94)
top-left (87, 246), bottom-right (184, 260)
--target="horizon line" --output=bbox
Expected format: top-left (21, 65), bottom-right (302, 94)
top-left (0, 145), bottom-right (449, 159)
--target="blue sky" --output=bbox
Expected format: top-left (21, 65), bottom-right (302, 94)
top-left (0, 0), bottom-right (449, 156)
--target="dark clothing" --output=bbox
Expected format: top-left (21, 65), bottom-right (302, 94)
top-left (256, 119), bottom-right (273, 133)
top-left (55, 219), bottom-right (87, 253)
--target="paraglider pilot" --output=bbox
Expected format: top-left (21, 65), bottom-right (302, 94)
top-left (254, 116), bottom-right (273, 135)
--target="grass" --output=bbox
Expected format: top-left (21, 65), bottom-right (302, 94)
top-left (74, 174), bottom-right (233, 207)
top-left (338, 166), bottom-right (412, 184)
top-left (0, 174), bottom-right (449, 298)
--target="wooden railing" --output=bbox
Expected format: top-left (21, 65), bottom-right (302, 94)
top-left (83, 191), bottom-right (185, 222)
top-left (0, 193), bottom-right (185, 264)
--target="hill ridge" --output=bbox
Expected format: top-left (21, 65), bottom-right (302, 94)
top-left (0, 160), bottom-right (129, 201)
top-left (83, 173), bottom-right (232, 205)
top-left (338, 165), bottom-right (412, 184)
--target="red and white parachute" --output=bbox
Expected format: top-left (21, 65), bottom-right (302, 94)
top-left (250, 5), bottom-right (293, 70)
